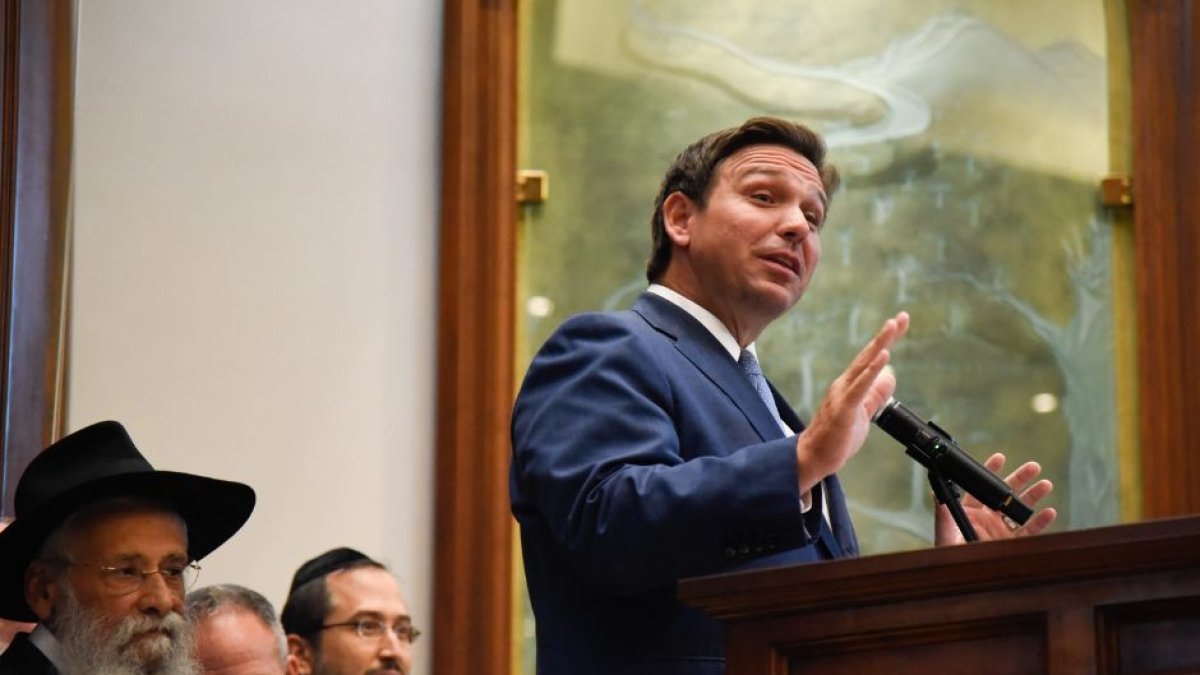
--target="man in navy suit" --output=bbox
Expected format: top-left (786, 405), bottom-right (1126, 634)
top-left (510, 117), bottom-right (1056, 675)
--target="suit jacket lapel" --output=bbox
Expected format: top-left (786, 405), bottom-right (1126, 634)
top-left (768, 362), bottom-right (859, 557)
top-left (632, 293), bottom-right (861, 558)
top-left (771, 382), bottom-right (805, 433)
top-left (632, 293), bottom-right (785, 442)
top-left (823, 474), bottom-right (859, 557)
top-left (0, 632), bottom-right (60, 675)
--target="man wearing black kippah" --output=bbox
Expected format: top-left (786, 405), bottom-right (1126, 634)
top-left (280, 548), bottom-right (418, 675)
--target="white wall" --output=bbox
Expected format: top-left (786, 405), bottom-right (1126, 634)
top-left (69, 2), bottom-right (441, 672)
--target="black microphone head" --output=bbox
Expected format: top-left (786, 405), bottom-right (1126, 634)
top-left (871, 397), bottom-right (896, 423)
top-left (872, 398), bottom-right (925, 448)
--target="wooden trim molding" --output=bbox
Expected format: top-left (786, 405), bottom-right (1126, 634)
top-left (0, 0), bottom-right (73, 516)
top-left (433, 0), bottom-right (518, 673)
top-left (1130, 0), bottom-right (1200, 518)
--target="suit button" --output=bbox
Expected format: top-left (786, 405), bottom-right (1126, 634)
top-left (724, 546), bottom-right (737, 558)
top-left (739, 544), bottom-right (750, 555)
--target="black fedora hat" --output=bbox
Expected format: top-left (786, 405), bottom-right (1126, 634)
top-left (0, 421), bottom-right (256, 621)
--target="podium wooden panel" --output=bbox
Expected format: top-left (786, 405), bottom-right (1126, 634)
top-left (679, 516), bottom-right (1200, 674)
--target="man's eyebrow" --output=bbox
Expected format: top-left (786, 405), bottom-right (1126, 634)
top-left (811, 190), bottom-right (829, 214)
top-left (105, 551), bottom-right (189, 564)
top-left (738, 166), bottom-right (829, 211)
top-left (737, 165), bottom-right (789, 181)
top-left (349, 610), bottom-right (385, 620)
top-left (347, 610), bottom-right (412, 622)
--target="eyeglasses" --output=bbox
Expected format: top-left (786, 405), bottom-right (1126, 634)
top-left (320, 618), bottom-right (421, 644)
top-left (48, 560), bottom-right (201, 595)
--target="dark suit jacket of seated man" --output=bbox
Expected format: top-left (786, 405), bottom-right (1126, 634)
top-left (510, 116), bottom-right (1057, 675)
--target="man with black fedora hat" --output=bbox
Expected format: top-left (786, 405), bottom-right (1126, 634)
top-left (280, 548), bottom-right (417, 675)
top-left (0, 421), bottom-right (256, 675)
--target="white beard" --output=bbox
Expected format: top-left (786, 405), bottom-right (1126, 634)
top-left (49, 587), bottom-right (198, 675)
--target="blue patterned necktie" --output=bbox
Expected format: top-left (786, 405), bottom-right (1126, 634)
top-left (741, 349), bottom-right (828, 529)
top-left (738, 349), bottom-right (784, 427)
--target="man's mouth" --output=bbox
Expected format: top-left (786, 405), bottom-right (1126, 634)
top-left (125, 626), bottom-right (171, 646)
top-left (367, 659), bottom-right (408, 675)
top-left (761, 251), bottom-right (801, 276)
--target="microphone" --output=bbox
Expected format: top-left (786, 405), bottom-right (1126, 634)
top-left (872, 397), bottom-right (1033, 525)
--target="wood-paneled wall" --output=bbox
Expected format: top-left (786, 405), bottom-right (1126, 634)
top-left (1131, 0), bottom-right (1200, 518)
top-left (0, 0), bottom-right (72, 516)
top-left (433, 0), bottom-right (517, 673)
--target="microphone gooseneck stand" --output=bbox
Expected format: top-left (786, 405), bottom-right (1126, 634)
top-left (925, 461), bottom-right (978, 542)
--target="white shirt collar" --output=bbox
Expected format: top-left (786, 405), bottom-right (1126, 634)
top-left (646, 284), bottom-right (755, 362)
top-left (29, 624), bottom-right (69, 674)
top-left (646, 285), bottom-right (805, 498)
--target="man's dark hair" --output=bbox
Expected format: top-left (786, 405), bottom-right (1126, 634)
top-left (279, 550), bottom-right (386, 644)
top-left (646, 116), bottom-right (840, 282)
top-left (187, 583), bottom-right (287, 666)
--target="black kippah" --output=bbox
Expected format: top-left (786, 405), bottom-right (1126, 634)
top-left (288, 547), bottom-right (377, 595)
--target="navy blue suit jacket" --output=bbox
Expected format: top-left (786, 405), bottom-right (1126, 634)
top-left (511, 293), bottom-right (858, 675)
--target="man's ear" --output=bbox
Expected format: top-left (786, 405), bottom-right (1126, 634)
top-left (24, 561), bottom-right (60, 623)
top-left (286, 635), bottom-right (315, 675)
top-left (662, 191), bottom-right (697, 248)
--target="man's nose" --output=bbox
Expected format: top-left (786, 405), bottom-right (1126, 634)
top-left (778, 208), bottom-right (813, 240)
top-left (136, 571), bottom-right (181, 615)
top-left (377, 629), bottom-right (414, 662)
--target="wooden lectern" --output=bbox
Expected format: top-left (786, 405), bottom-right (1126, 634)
top-left (679, 516), bottom-right (1200, 674)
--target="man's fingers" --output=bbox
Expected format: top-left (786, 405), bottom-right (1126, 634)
top-left (1004, 460), bottom-right (1044, 495)
top-left (983, 454), bottom-right (1046, 497)
top-left (1016, 507), bottom-right (1057, 537)
top-left (843, 312), bottom-right (909, 398)
top-left (983, 453), bottom-right (1005, 473)
top-left (941, 450), bottom-right (1057, 541)
top-left (986, 457), bottom-right (1055, 537)
top-left (847, 313), bottom-right (909, 375)
top-left (844, 349), bottom-right (892, 403)
top-left (1019, 478), bottom-right (1054, 507)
